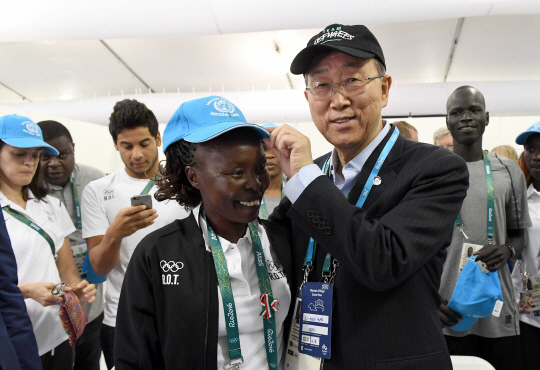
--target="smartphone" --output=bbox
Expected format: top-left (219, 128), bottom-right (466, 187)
top-left (131, 194), bottom-right (152, 209)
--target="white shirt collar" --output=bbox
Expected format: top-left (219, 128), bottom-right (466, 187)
top-left (329, 121), bottom-right (391, 180)
top-left (528, 183), bottom-right (540, 198)
top-left (192, 204), bottom-right (253, 253)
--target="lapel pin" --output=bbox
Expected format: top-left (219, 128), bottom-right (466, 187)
top-left (373, 176), bottom-right (382, 186)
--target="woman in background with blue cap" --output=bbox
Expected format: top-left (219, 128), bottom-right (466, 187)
top-left (115, 96), bottom-right (292, 370)
top-left (514, 121), bottom-right (540, 370)
top-left (0, 114), bottom-right (97, 370)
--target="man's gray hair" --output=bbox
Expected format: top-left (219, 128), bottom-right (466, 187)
top-left (433, 127), bottom-right (451, 145)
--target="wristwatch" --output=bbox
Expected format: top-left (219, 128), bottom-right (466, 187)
top-left (507, 245), bottom-right (516, 258)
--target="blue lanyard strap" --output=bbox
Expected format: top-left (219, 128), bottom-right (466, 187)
top-left (203, 210), bottom-right (279, 369)
top-left (456, 151), bottom-right (495, 243)
top-left (303, 126), bottom-right (399, 278)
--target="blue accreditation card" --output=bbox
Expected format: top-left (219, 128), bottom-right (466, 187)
top-left (299, 282), bottom-right (333, 359)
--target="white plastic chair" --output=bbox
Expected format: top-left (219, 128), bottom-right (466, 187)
top-left (451, 356), bottom-right (496, 370)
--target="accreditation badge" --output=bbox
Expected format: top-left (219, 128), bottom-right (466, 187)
top-left (459, 243), bottom-right (484, 274)
top-left (298, 282), bottom-right (333, 360)
top-left (70, 240), bottom-right (87, 277)
top-left (528, 275), bottom-right (540, 317)
top-left (284, 289), bottom-right (322, 370)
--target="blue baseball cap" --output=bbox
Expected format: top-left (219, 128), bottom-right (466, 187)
top-left (516, 121), bottom-right (540, 145)
top-left (447, 257), bottom-right (503, 332)
top-left (163, 96), bottom-right (269, 153)
top-left (0, 114), bottom-right (59, 155)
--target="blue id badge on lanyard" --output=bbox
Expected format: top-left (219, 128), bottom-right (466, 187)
top-left (299, 282), bottom-right (333, 359)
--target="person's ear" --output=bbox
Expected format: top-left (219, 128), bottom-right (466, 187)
top-left (485, 112), bottom-right (490, 126)
top-left (185, 166), bottom-right (199, 189)
top-left (155, 131), bottom-right (162, 147)
top-left (380, 75), bottom-right (392, 108)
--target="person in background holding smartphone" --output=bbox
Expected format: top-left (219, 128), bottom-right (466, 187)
top-left (81, 100), bottom-right (189, 369)
top-left (38, 120), bottom-right (106, 370)
top-left (0, 114), bottom-right (96, 370)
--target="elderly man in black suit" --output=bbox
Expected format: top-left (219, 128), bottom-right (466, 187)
top-left (265, 24), bottom-right (469, 369)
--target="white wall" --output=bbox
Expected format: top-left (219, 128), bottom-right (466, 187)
top-left (2, 105), bottom-right (539, 175)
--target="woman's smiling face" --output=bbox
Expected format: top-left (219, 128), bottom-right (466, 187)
top-left (187, 129), bottom-right (270, 233)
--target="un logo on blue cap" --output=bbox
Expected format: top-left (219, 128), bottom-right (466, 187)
top-left (214, 99), bottom-right (235, 114)
top-left (22, 121), bottom-right (40, 136)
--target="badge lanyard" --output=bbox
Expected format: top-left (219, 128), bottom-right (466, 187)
top-left (259, 179), bottom-right (286, 220)
top-left (202, 210), bottom-right (280, 370)
top-left (71, 174), bottom-right (82, 229)
top-left (302, 126), bottom-right (400, 283)
top-left (456, 151), bottom-right (495, 244)
top-left (140, 178), bottom-right (156, 195)
top-left (2, 206), bottom-right (55, 257)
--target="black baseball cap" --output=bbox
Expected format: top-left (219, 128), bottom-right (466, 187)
top-left (290, 24), bottom-right (386, 75)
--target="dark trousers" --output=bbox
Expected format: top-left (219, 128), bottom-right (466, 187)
top-left (100, 323), bottom-right (115, 370)
top-left (40, 339), bottom-right (74, 370)
top-left (519, 321), bottom-right (540, 370)
top-left (73, 312), bottom-right (103, 370)
top-left (445, 334), bottom-right (522, 370)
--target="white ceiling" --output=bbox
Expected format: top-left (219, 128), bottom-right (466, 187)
top-left (2, 14), bottom-right (539, 107)
top-left (1, 2), bottom-right (540, 124)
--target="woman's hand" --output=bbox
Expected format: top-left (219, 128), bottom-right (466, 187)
top-left (19, 281), bottom-right (65, 307)
top-left (70, 280), bottom-right (97, 303)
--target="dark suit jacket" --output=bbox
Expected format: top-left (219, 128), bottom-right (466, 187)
top-left (270, 126), bottom-right (469, 370)
top-left (0, 203), bottom-right (41, 370)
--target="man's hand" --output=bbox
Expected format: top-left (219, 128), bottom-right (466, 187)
top-left (87, 205), bottom-right (159, 277)
top-left (263, 125), bottom-right (314, 179)
top-left (473, 244), bottom-right (511, 271)
top-left (439, 298), bottom-right (462, 328)
top-left (108, 205), bottom-right (158, 240)
top-left (70, 280), bottom-right (97, 303)
top-left (19, 281), bottom-right (64, 307)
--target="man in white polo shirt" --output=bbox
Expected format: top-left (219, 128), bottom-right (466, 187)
top-left (81, 99), bottom-right (188, 369)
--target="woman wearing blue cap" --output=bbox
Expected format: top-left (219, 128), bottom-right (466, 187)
top-left (0, 114), bottom-right (97, 370)
top-left (514, 122), bottom-right (540, 370)
top-left (115, 96), bottom-right (293, 369)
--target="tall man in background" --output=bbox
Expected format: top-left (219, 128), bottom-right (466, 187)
top-left (438, 86), bottom-right (530, 370)
top-left (81, 100), bottom-right (188, 369)
top-left (267, 24), bottom-right (468, 369)
top-left (39, 120), bottom-right (105, 370)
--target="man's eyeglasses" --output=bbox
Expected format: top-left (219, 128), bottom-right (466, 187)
top-left (305, 75), bottom-right (385, 101)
